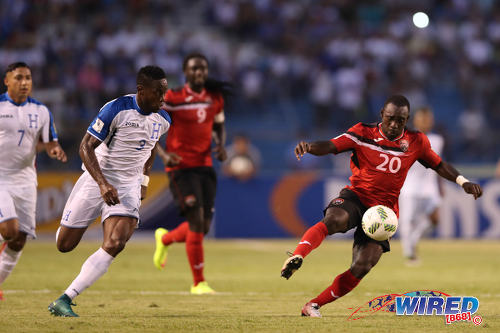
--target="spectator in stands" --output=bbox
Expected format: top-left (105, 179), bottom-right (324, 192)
top-left (223, 134), bottom-right (261, 182)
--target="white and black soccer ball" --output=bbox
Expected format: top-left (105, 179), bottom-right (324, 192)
top-left (361, 205), bottom-right (398, 241)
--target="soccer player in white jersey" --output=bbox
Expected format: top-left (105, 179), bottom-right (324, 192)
top-left (0, 62), bottom-right (67, 301)
top-left (399, 107), bottom-right (444, 264)
top-left (48, 66), bottom-right (170, 317)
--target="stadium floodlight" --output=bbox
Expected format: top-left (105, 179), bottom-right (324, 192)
top-left (413, 12), bottom-right (429, 29)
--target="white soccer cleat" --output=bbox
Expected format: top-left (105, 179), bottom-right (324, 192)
top-left (301, 302), bottom-right (322, 317)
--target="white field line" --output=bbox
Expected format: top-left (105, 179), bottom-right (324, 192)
top-left (4, 289), bottom-right (500, 298)
top-left (3, 289), bottom-right (309, 296)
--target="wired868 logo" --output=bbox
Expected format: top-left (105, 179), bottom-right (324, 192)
top-left (396, 293), bottom-right (482, 325)
top-left (347, 290), bottom-right (482, 326)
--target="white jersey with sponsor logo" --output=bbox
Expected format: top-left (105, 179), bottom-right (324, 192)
top-left (400, 133), bottom-right (444, 198)
top-left (86, 94), bottom-right (171, 185)
top-left (0, 92), bottom-right (58, 186)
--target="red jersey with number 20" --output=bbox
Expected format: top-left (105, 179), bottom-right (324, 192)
top-left (330, 122), bottom-right (442, 216)
top-left (163, 84), bottom-right (224, 171)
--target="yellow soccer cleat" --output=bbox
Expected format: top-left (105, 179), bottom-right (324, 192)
top-left (190, 281), bottom-right (216, 295)
top-left (153, 228), bottom-right (169, 270)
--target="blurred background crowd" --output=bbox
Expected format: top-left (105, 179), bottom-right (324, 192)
top-left (1, 0), bottom-right (499, 173)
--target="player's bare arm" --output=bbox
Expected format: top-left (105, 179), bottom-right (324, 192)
top-left (141, 144), bottom-right (158, 200)
top-left (44, 141), bottom-right (67, 162)
top-left (155, 142), bottom-right (182, 167)
top-left (295, 140), bottom-right (337, 160)
top-left (435, 161), bottom-right (482, 199)
top-left (212, 112), bottom-right (227, 161)
top-left (79, 132), bottom-right (120, 206)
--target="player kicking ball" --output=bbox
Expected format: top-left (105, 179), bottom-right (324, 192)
top-left (281, 95), bottom-right (482, 317)
top-left (48, 66), bottom-right (170, 317)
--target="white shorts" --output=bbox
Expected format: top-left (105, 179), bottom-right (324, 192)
top-left (399, 194), bottom-right (441, 226)
top-left (0, 185), bottom-right (37, 238)
top-left (60, 172), bottom-right (141, 229)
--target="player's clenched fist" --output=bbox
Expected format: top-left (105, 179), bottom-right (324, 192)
top-left (295, 141), bottom-right (310, 160)
top-left (463, 182), bottom-right (483, 199)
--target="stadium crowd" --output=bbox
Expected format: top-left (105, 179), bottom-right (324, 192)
top-left (1, 0), bottom-right (499, 170)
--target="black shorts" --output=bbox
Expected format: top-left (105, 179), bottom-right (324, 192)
top-left (167, 166), bottom-right (217, 220)
top-left (324, 188), bottom-right (390, 253)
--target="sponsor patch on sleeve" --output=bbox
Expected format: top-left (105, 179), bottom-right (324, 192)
top-left (92, 118), bottom-right (104, 133)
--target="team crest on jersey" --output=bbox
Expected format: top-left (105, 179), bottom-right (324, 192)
top-left (332, 198), bottom-right (344, 205)
top-left (399, 139), bottom-right (409, 152)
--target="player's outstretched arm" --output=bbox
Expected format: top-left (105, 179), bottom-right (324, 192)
top-left (435, 161), bottom-right (482, 199)
top-left (44, 141), bottom-right (67, 162)
top-left (79, 133), bottom-right (120, 206)
top-left (295, 141), bottom-right (337, 160)
top-left (154, 143), bottom-right (182, 167)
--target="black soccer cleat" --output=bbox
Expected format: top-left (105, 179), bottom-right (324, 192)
top-left (281, 254), bottom-right (303, 280)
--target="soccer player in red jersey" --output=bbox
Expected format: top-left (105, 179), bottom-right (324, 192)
top-left (153, 53), bottom-right (231, 294)
top-left (281, 95), bottom-right (483, 317)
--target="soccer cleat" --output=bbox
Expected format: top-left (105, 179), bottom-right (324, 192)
top-left (301, 302), bottom-right (322, 317)
top-left (190, 281), bottom-right (215, 295)
top-left (0, 289), bottom-right (3, 301)
top-left (405, 256), bottom-right (421, 267)
top-left (153, 228), bottom-right (169, 270)
top-left (48, 294), bottom-right (79, 317)
top-left (281, 254), bottom-right (303, 280)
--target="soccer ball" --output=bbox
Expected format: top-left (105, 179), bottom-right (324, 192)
top-left (361, 205), bottom-right (398, 241)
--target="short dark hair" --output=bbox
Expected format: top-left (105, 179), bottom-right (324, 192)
top-left (137, 65), bottom-right (166, 85)
top-left (182, 53), bottom-right (208, 70)
top-left (383, 95), bottom-right (410, 111)
top-left (5, 62), bottom-right (30, 75)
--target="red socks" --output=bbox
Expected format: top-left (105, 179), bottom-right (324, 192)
top-left (162, 222), bottom-right (206, 286)
top-left (311, 269), bottom-right (361, 306)
top-left (162, 222), bottom-right (189, 246)
top-left (293, 222), bottom-right (328, 258)
top-left (186, 230), bottom-right (205, 286)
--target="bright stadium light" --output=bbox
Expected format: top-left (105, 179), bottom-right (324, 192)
top-left (413, 12), bottom-right (429, 29)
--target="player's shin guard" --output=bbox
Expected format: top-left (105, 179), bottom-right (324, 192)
top-left (162, 221), bottom-right (189, 246)
top-left (311, 269), bottom-right (361, 306)
top-left (293, 222), bottom-right (328, 258)
top-left (186, 231), bottom-right (204, 286)
top-left (64, 247), bottom-right (114, 300)
top-left (0, 245), bottom-right (21, 284)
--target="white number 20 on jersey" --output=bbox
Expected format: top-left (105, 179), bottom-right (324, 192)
top-left (376, 153), bottom-right (401, 173)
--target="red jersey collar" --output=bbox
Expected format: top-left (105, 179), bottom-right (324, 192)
top-left (378, 123), bottom-right (405, 141)
top-left (185, 83), bottom-right (206, 98)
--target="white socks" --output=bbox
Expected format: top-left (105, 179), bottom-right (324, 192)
top-left (0, 246), bottom-right (22, 284)
top-left (64, 248), bottom-right (114, 300)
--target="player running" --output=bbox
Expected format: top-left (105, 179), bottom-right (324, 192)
top-left (399, 107), bottom-right (444, 265)
top-left (153, 53), bottom-right (231, 294)
top-left (0, 62), bottom-right (67, 301)
top-left (48, 66), bottom-right (170, 317)
top-left (281, 95), bottom-right (482, 317)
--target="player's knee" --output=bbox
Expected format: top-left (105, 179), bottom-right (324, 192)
top-left (323, 214), bottom-right (349, 235)
top-left (102, 237), bottom-right (127, 256)
top-left (57, 238), bottom-right (77, 253)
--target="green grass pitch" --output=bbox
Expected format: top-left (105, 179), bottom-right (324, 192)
top-left (1, 238), bottom-right (499, 332)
